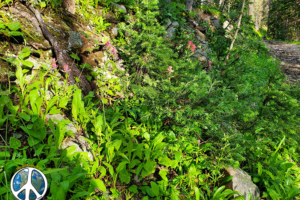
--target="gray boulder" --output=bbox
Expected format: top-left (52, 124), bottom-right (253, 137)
top-left (164, 18), bottom-right (172, 29)
top-left (111, 27), bottom-right (118, 37)
top-left (68, 31), bottom-right (83, 52)
top-left (46, 114), bottom-right (94, 161)
top-left (61, 136), bottom-right (94, 161)
top-left (211, 19), bottom-right (220, 27)
top-left (165, 27), bottom-right (176, 39)
top-left (170, 21), bottom-right (179, 28)
top-left (165, 21), bottom-right (179, 39)
top-left (224, 167), bottom-right (260, 200)
top-left (111, 3), bottom-right (127, 14)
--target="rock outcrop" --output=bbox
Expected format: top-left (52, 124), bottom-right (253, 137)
top-left (46, 114), bottom-right (94, 162)
top-left (223, 167), bottom-right (260, 200)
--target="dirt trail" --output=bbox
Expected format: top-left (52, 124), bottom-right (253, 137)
top-left (263, 40), bottom-right (300, 84)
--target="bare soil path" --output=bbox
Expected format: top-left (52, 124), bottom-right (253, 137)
top-left (263, 40), bottom-right (300, 84)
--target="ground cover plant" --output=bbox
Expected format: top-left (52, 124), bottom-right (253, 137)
top-left (0, 0), bottom-right (300, 199)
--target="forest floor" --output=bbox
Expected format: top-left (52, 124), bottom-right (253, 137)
top-left (263, 40), bottom-right (300, 84)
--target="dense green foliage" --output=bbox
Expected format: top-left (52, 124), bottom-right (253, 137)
top-left (0, 0), bottom-right (300, 199)
top-left (268, 0), bottom-right (300, 41)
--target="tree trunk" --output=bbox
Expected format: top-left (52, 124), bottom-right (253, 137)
top-left (267, 0), bottom-right (272, 38)
top-left (185, 0), bottom-right (194, 12)
top-left (219, 0), bottom-right (225, 9)
top-left (254, 0), bottom-right (260, 31)
top-left (249, 0), bottom-right (254, 20)
top-left (225, 0), bottom-right (246, 60)
top-left (221, 0), bottom-right (227, 12)
top-left (167, 0), bottom-right (171, 4)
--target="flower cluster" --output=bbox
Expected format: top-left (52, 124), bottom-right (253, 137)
top-left (208, 61), bottom-right (212, 68)
top-left (167, 66), bottom-right (174, 74)
top-left (64, 65), bottom-right (71, 72)
top-left (50, 58), bottom-right (71, 72)
top-left (188, 41), bottom-right (196, 52)
top-left (106, 41), bottom-right (117, 56)
top-left (50, 58), bottom-right (58, 70)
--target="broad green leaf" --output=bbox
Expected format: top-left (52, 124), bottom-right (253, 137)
top-left (132, 143), bottom-right (143, 160)
top-left (201, 143), bottom-right (213, 148)
top-left (267, 188), bottom-right (279, 200)
top-left (158, 168), bottom-right (168, 181)
top-left (112, 139), bottom-right (122, 151)
top-left (159, 155), bottom-right (177, 168)
top-left (150, 181), bottom-right (159, 197)
top-left (8, 31), bottom-right (23, 36)
top-left (98, 166), bottom-right (106, 179)
top-left (16, 66), bottom-right (22, 81)
top-left (49, 106), bottom-right (60, 114)
top-left (0, 151), bottom-right (10, 157)
top-left (90, 179), bottom-right (106, 192)
top-left (174, 151), bottom-right (182, 162)
top-left (18, 52), bottom-right (31, 60)
top-left (70, 53), bottom-right (80, 61)
top-left (129, 185), bottom-right (138, 194)
top-left (0, 22), bottom-right (5, 29)
top-left (195, 186), bottom-right (200, 200)
top-left (55, 180), bottom-right (69, 200)
top-left (72, 89), bottom-right (82, 121)
top-left (151, 133), bottom-right (165, 150)
top-left (19, 112), bottom-right (30, 121)
top-left (59, 97), bottom-right (69, 108)
top-left (253, 177), bottom-right (260, 183)
top-left (64, 145), bottom-right (77, 157)
top-left (20, 60), bottom-right (34, 68)
top-left (0, 187), bottom-right (8, 196)
top-left (257, 162), bottom-right (262, 176)
top-left (42, 167), bottom-right (68, 175)
top-left (170, 187), bottom-right (180, 200)
top-left (7, 22), bottom-right (21, 31)
top-left (212, 186), bottom-right (225, 198)
top-left (264, 170), bottom-right (275, 180)
top-left (27, 136), bottom-right (40, 146)
top-left (220, 176), bottom-right (233, 185)
top-left (116, 161), bottom-right (128, 173)
top-left (119, 168), bottom-right (131, 184)
top-left (103, 162), bottom-right (114, 176)
top-left (40, 2), bottom-right (46, 7)
top-left (142, 160), bottom-right (156, 178)
top-left (22, 47), bottom-right (31, 53)
top-left (10, 137), bottom-right (21, 149)
top-left (69, 192), bottom-right (90, 200)
top-left (118, 152), bottom-right (130, 162)
top-left (68, 173), bottom-right (87, 188)
top-left (46, 96), bottom-right (59, 114)
top-left (33, 144), bottom-right (45, 157)
top-left (129, 159), bottom-right (140, 169)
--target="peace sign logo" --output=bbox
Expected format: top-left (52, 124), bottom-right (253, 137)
top-left (11, 167), bottom-right (48, 200)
